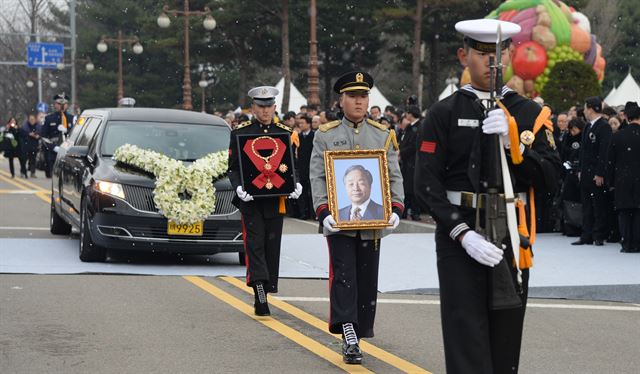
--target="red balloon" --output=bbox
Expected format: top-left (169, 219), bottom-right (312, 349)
top-left (512, 41), bottom-right (548, 80)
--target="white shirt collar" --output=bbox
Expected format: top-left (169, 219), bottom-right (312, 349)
top-left (590, 116), bottom-right (602, 125)
top-left (351, 198), bottom-right (371, 218)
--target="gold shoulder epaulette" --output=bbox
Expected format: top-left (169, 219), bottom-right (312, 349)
top-left (367, 118), bottom-right (388, 132)
top-left (319, 120), bottom-right (341, 132)
top-left (234, 120), bottom-right (252, 130)
top-left (385, 129), bottom-right (399, 151)
top-left (275, 123), bottom-right (293, 132)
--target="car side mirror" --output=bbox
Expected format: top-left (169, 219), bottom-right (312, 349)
top-left (67, 145), bottom-right (89, 159)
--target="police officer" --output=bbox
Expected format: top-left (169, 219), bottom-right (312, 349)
top-left (309, 71), bottom-right (404, 364)
top-left (227, 86), bottom-right (302, 316)
top-left (414, 20), bottom-right (561, 374)
top-left (41, 93), bottom-right (73, 178)
top-left (572, 96), bottom-right (612, 246)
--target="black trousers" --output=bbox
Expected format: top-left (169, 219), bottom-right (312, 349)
top-left (44, 150), bottom-right (56, 178)
top-left (436, 228), bottom-right (529, 374)
top-left (404, 193), bottom-right (421, 218)
top-left (21, 151), bottom-right (36, 175)
top-left (6, 156), bottom-right (17, 176)
top-left (241, 212), bottom-right (283, 293)
top-left (297, 177), bottom-right (313, 219)
top-left (327, 233), bottom-right (380, 338)
top-left (580, 181), bottom-right (608, 241)
top-left (619, 209), bottom-right (640, 250)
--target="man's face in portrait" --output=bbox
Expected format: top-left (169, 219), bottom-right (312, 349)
top-left (344, 168), bottom-right (372, 206)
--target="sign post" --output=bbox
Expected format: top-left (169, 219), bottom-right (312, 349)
top-left (27, 42), bottom-right (64, 69)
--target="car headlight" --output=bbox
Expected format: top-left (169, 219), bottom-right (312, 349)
top-left (96, 180), bottom-right (125, 199)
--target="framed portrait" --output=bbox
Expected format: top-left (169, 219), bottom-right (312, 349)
top-left (236, 133), bottom-right (296, 197)
top-left (324, 149), bottom-right (392, 230)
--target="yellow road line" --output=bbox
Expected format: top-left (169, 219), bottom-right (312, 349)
top-left (0, 169), bottom-right (47, 191)
top-left (0, 189), bottom-right (40, 194)
top-left (220, 276), bottom-right (432, 374)
top-left (0, 174), bottom-right (51, 204)
top-left (183, 276), bottom-right (373, 373)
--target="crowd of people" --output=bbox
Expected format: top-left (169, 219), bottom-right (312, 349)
top-left (540, 98), bottom-right (640, 253)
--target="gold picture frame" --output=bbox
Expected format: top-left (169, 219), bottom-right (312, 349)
top-left (324, 149), bottom-right (392, 230)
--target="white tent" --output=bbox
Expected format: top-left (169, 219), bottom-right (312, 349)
top-left (274, 78), bottom-right (307, 112)
top-left (604, 72), bottom-right (640, 107)
top-left (604, 85), bottom-right (617, 104)
top-left (438, 83), bottom-right (459, 101)
top-left (369, 86), bottom-right (392, 111)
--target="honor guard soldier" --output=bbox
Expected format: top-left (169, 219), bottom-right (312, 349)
top-left (227, 86), bottom-right (303, 316)
top-left (41, 93), bottom-right (73, 178)
top-left (309, 71), bottom-right (405, 364)
top-left (414, 20), bottom-right (561, 374)
top-left (572, 96), bottom-right (612, 246)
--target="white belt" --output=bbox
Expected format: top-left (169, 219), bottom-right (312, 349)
top-left (446, 190), bottom-right (527, 209)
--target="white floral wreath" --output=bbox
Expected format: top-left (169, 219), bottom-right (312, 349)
top-left (113, 144), bottom-right (228, 224)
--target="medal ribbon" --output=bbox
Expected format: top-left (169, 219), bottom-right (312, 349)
top-left (243, 137), bottom-right (287, 189)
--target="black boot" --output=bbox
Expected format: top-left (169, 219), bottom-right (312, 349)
top-left (341, 323), bottom-right (363, 364)
top-left (253, 282), bottom-right (270, 316)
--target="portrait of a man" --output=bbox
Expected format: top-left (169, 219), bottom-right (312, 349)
top-left (338, 164), bottom-right (384, 221)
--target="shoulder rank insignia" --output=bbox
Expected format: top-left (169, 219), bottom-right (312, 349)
top-left (275, 123), bottom-right (293, 132)
top-left (319, 120), bottom-right (341, 132)
top-left (545, 129), bottom-right (556, 150)
top-left (234, 120), bottom-right (252, 130)
top-left (366, 118), bottom-right (388, 131)
top-left (520, 130), bottom-right (535, 146)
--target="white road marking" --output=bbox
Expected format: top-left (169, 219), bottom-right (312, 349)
top-left (0, 226), bottom-right (50, 231)
top-left (0, 189), bottom-right (40, 194)
top-left (275, 296), bottom-right (640, 312)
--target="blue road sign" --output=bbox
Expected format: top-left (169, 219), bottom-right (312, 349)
top-left (27, 43), bottom-right (64, 69)
top-left (36, 102), bottom-right (49, 113)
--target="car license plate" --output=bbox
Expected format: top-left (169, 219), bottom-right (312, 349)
top-left (167, 221), bottom-right (203, 236)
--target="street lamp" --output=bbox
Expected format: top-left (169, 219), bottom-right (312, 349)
top-left (97, 31), bottom-right (143, 103)
top-left (26, 80), bottom-right (35, 88)
top-left (157, 1), bottom-right (216, 111)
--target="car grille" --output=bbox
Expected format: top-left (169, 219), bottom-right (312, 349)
top-left (122, 185), bottom-right (237, 215)
top-left (127, 226), bottom-right (241, 241)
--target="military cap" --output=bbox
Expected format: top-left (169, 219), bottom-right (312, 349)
top-left (333, 71), bottom-right (374, 94)
top-left (455, 19), bottom-right (521, 53)
top-left (248, 86), bottom-right (279, 106)
top-left (118, 97), bottom-right (136, 107)
top-left (584, 96), bottom-right (603, 113)
top-left (53, 92), bottom-right (70, 104)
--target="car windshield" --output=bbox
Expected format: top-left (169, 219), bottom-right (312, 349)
top-left (101, 121), bottom-right (229, 161)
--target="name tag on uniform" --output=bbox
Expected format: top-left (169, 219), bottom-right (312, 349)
top-left (50, 122), bottom-right (57, 126)
top-left (458, 119), bottom-right (479, 128)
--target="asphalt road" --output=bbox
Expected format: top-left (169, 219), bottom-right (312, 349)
top-left (1, 159), bottom-right (639, 373)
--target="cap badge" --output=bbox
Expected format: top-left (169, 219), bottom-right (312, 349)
top-left (356, 73), bottom-right (364, 83)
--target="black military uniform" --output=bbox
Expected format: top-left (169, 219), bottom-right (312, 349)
top-left (608, 106), bottom-right (640, 252)
top-left (41, 93), bottom-right (73, 178)
top-left (574, 97), bottom-right (612, 245)
top-left (297, 128), bottom-right (315, 219)
top-left (415, 19), bottom-right (561, 374)
top-left (227, 86), bottom-right (296, 315)
top-left (560, 120), bottom-right (586, 236)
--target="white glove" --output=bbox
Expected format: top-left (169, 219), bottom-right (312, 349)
top-left (323, 214), bottom-right (340, 233)
top-left (57, 125), bottom-right (67, 134)
top-left (482, 109), bottom-right (509, 137)
top-left (563, 161), bottom-right (572, 170)
top-left (235, 186), bottom-right (254, 202)
top-left (5, 133), bottom-right (14, 139)
top-left (289, 183), bottom-right (303, 199)
top-left (53, 146), bottom-right (60, 153)
top-left (388, 212), bottom-right (400, 229)
top-left (460, 230), bottom-right (504, 267)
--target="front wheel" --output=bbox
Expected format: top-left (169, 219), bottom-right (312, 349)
top-left (79, 197), bottom-right (106, 262)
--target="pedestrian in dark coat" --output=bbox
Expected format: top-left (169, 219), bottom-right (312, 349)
top-left (608, 104), bottom-right (640, 252)
top-left (399, 105), bottom-right (421, 220)
top-left (296, 114), bottom-right (315, 219)
top-left (572, 96), bottom-right (612, 246)
top-left (19, 113), bottom-right (41, 178)
top-left (1, 117), bottom-right (21, 178)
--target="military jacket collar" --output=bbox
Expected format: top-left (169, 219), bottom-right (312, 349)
top-left (342, 116), bottom-right (366, 129)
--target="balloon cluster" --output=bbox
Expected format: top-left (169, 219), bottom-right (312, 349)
top-left (483, 0), bottom-right (605, 97)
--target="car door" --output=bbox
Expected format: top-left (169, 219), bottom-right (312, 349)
top-left (58, 116), bottom-right (90, 219)
top-left (66, 117), bottom-right (102, 219)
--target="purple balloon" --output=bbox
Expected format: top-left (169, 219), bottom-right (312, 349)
top-left (584, 34), bottom-right (597, 66)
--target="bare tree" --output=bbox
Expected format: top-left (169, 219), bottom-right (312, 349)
top-left (582, 0), bottom-right (620, 58)
top-left (411, 0), bottom-right (423, 99)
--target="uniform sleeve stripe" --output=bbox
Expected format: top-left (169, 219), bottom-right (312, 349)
top-left (420, 141), bottom-right (437, 154)
top-left (449, 223), bottom-right (470, 240)
top-left (315, 204), bottom-right (329, 217)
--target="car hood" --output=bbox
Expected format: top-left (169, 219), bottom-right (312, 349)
top-left (94, 157), bottom-right (232, 190)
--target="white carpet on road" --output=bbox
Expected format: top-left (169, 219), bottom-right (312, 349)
top-left (1, 234), bottom-right (639, 292)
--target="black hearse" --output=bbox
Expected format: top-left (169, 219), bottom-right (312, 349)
top-left (50, 108), bottom-right (244, 263)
